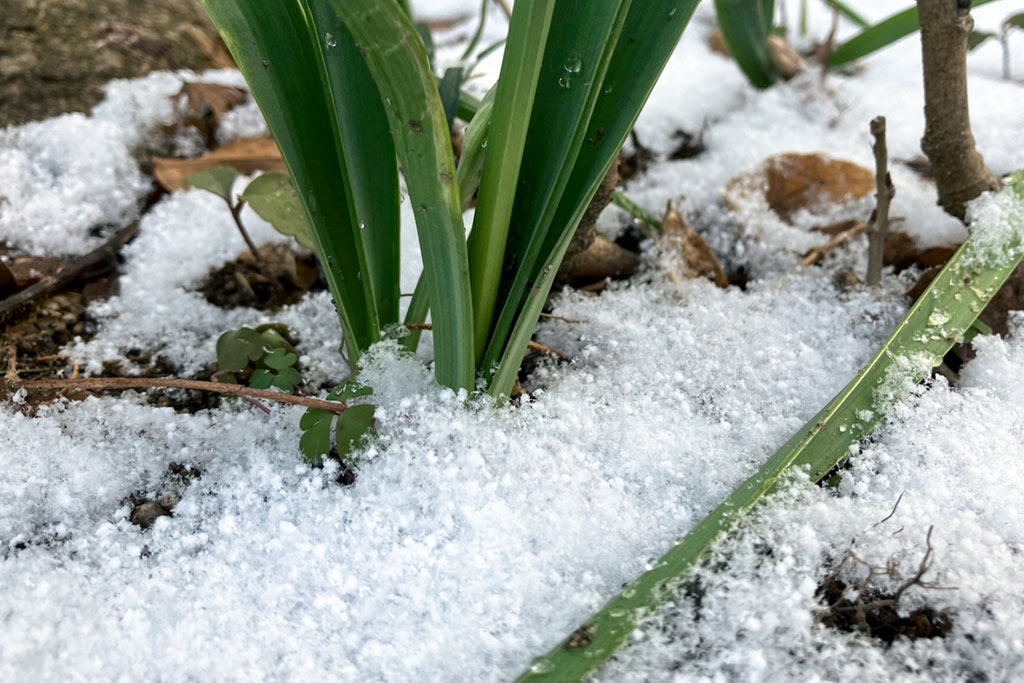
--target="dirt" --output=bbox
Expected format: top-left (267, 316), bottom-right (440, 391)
top-left (0, 0), bottom-right (225, 128)
top-left (199, 242), bottom-right (323, 311)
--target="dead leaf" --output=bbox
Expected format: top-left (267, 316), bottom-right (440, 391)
top-left (8, 257), bottom-right (65, 286)
top-left (0, 262), bottom-right (16, 299)
top-left (152, 138), bottom-right (286, 192)
top-left (182, 26), bottom-right (237, 70)
top-left (557, 236), bottom-right (638, 287)
top-left (767, 36), bottom-right (804, 80)
top-left (726, 153), bottom-right (875, 222)
top-left (884, 231), bottom-right (958, 271)
top-left (179, 82), bottom-right (247, 128)
top-left (660, 202), bottom-right (728, 288)
top-left (708, 28), bottom-right (730, 56)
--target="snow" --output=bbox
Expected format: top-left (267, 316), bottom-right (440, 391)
top-left (2, 1), bottom-right (1024, 681)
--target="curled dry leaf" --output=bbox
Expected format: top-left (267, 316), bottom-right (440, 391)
top-left (179, 81), bottom-right (247, 124)
top-left (767, 36), bottom-right (804, 80)
top-left (557, 236), bottom-right (638, 287)
top-left (152, 137), bottom-right (286, 192)
top-left (885, 231), bottom-right (959, 271)
top-left (660, 202), bottom-right (728, 288)
top-left (726, 153), bottom-right (875, 222)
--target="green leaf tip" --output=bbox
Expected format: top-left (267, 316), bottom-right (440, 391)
top-left (241, 172), bottom-right (314, 248)
top-left (186, 166), bottom-right (240, 201)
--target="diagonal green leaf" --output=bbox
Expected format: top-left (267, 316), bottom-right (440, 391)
top-left (329, 0), bottom-right (475, 392)
top-left (517, 175), bottom-right (1024, 681)
top-left (336, 404), bottom-right (376, 457)
top-left (186, 166), bottom-right (239, 202)
top-left (241, 172), bottom-right (313, 248)
top-left (829, 0), bottom-right (1000, 66)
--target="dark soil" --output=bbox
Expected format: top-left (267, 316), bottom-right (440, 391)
top-left (0, 0), bottom-right (224, 127)
top-left (200, 243), bottom-right (323, 311)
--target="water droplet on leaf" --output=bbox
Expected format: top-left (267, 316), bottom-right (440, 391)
top-left (325, 32), bottom-right (337, 48)
top-left (564, 52), bottom-right (582, 73)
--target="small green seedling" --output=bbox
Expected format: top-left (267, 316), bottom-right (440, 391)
top-left (186, 166), bottom-right (313, 254)
top-left (299, 380), bottom-right (376, 464)
top-left (215, 323), bottom-right (302, 393)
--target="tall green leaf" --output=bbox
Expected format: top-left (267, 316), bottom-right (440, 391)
top-left (198, 0), bottom-right (379, 370)
top-left (305, 0), bottom-right (402, 326)
top-left (714, 0), bottom-right (777, 88)
top-left (829, 0), bottom-right (1000, 66)
top-left (329, 0), bottom-right (475, 392)
top-left (487, 0), bottom-right (702, 398)
top-left (479, 0), bottom-right (635, 383)
top-left (517, 175), bottom-right (1024, 681)
top-left (467, 0), bottom-right (556, 361)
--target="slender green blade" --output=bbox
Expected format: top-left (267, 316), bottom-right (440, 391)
top-left (330, 0), bottom-right (475, 392)
top-left (714, 0), bottom-right (777, 88)
top-left (480, 0), bottom-right (634, 380)
top-left (829, 0), bottom-right (1000, 66)
top-left (199, 0), bottom-right (379, 370)
top-left (517, 176), bottom-right (1024, 681)
top-left (305, 0), bottom-right (402, 326)
top-left (468, 0), bottom-right (556, 361)
top-left (488, 0), bottom-right (701, 398)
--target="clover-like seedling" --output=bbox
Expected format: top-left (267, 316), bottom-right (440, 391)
top-left (215, 323), bottom-right (302, 393)
top-left (299, 380), bottom-right (375, 464)
top-left (186, 167), bottom-right (313, 254)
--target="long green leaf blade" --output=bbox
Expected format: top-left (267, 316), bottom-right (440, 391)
top-left (199, 0), bottom-right (379, 369)
top-left (517, 175), bottom-right (1024, 681)
top-left (468, 0), bottom-right (556, 361)
top-left (829, 0), bottom-right (1000, 65)
top-left (488, 0), bottom-right (701, 398)
top-left (714, 0), bottom-right (777, 88)
top-left (480, 0), bottom-right (634, 380)
top-left (305, 1), bottom-right (402, 326)
top-left (330, 0), bottom-right (475, 392)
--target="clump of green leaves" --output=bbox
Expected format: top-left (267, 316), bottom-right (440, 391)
top-left (299, 380), bottom-right (376, 464)
top-left (215, 323), bottom-right (302, 393)
top-left (186, 166), bottom-right (313, 251)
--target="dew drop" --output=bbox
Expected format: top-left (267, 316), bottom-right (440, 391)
top-left (325, 32), bottom-right (337, 48)
top-left (528, 659), bottom-right (554, 674)
top-left (564, 52), bottom-right (582, 74)
top-left (838, 424), bottom-right (847, 433)
top-left (558, 75), bottom-right (571, 89)
top-left (928, 310), bottom-right (951, 326)
top-left (669, 7), bottom-right (677, 16)
top-left (481, 138), bottom-right (488, 148)
top-left (604, 84), bottom-right (613, 94)
top-left (359, 221), bottom-right (366, 230)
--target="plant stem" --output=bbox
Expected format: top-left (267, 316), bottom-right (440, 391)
top-left (917, 0), bottom-right (1001, 220)
top-left (866, 116), bottom-right (894, 286)
top-left (10, 377), bottom-right (348, 413)
top-left (229, 199), bottom-right (265, 264)
top-left (611, 190), bottom-right (662, 230)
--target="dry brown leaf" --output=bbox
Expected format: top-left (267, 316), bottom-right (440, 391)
top-left (180, 82), bottom-right (247, 123)
top-left (884, 231), bottom-right (958, 271)
top-left (182, 25), bottom-right (237, 70)
top-left (557, 235), bottom-right (638, 287)
top-left (767, 36), bottom-right (804, 79)
top-left (707, 28), bottom-right (730, 56)
top-left (660, 203), bottom-right (729, 288)
top-left (152, 138), bottom-right (286, 192)
top-left (9, 257), bottom-right (65, 286)
top-left (726, 153), bottom-right (875, 222)
top-left (0, 262), bottom-right (17, 299)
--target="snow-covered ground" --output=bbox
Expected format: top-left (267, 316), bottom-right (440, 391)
top-left (2, 2), bottom-right (1024, 681)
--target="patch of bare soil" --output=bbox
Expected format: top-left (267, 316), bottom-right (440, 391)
top-left (199, 242), bottom-right (323, 311)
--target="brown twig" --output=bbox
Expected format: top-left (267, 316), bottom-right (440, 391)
top-left (8, 377), bottom-right (348, 413)
top-left (866, 116), bottom-right (895, 286)
top-left (801, 221), bottom-right (867, 267)
top-left (539, 312), bottom-right (585, 324)
top-left (0, 222), bottom-right (137, 325)
top-left (815, 6), bottom-right (841, 79)
top-left (874, 491), bottom-right (905, 526)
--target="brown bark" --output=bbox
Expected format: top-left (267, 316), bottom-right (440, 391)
top-left (917, 0), bottom-right (1001, 220)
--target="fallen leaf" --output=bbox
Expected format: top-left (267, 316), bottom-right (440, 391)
top-left (767, 36), bottom-right (804, 80)
top-left (182, 26), bottom-right (237, 70)
top-left (557, 236), bottom-right (638, 287)
top-left (660, 202), bottom-right (728, 288)
top-left (0, 262), bottom-right (16, 299)
top-left (707, 28), bottom-right (730, 56)
top-left (884, 231), bottom-right (958, 271)
top-left (152, 138), bottom-right (286, 192)
top-left (178, 81), bottom-right (247, 132)
top-left (726, 153), bottom-right (875, 222)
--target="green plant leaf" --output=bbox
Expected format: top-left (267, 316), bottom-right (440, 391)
top-left (714, 0), bottom-right (777, 88)
top-left (249, 368), bottom-right (275, 390)
top-left (241, 172), bottom-right (314, 248)
top-left (336, 404), bottom-right (376, 456)
top-left (216, 327), bottom-right (265, 373)
top-left (199, 0), bottom-right (384, 373)
top-left (331, 379), bottom-right (373, 402)
top-left (1005, 11), bottom-right (1024, 31)
top-left (299, 407), bottom-right (335, 463)
top-left (517, 175), bottom-right (1024, 681)
top-left (329, 0), bottom-right (475, 392)
top-left (439, 66), bottom-right (465, 131)
top-left (257, 326), bottom-right (297, 354)
top-left (262, 347), bottom-right (298, 371)
top-left (486, 0), bottom-right (701, 397)
top-left (186, 166), bottom-right (239, 202)
top-left (829, 0), bottom-right (1000, 66)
